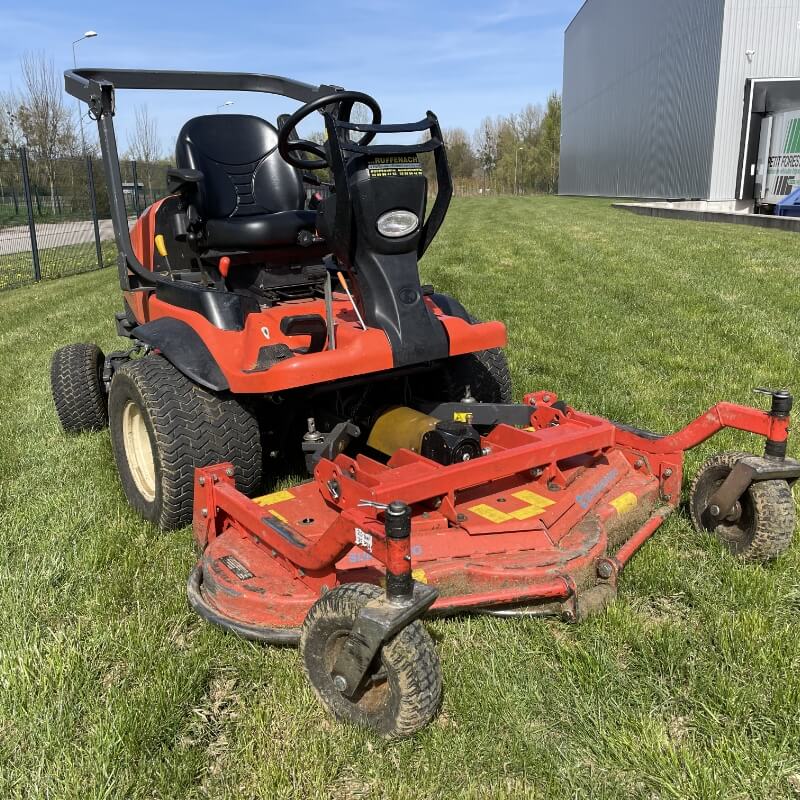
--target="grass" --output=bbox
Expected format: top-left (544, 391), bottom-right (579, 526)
top-left (1, 196), bottom-right (799, 799)
top-left (0, 239), bottom-right (115, 290)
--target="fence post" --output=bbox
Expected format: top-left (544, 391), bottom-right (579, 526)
top-left (19, 147), bottom-right (41, 282)
top-left (86, 156), bottom-right (104, 270)
top-left (131, 160), bottom-right (141, 217)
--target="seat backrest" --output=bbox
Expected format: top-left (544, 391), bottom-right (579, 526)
top-left (174, 114), bottom-right (305, 219)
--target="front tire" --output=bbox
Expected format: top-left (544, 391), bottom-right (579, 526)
top-left (300, 583), bottom-right (442, 738)
top-left (689, 451), bottom-right (796, 562)
top-left (438, 305), bottom-right (512, 403)
top-left (51, 343), bottom-right (108, 433)
top-left (108, 355), bottom-right (262, 529)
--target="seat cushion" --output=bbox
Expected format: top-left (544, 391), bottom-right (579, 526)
top-left (204, 210), bottom-right (316, 250)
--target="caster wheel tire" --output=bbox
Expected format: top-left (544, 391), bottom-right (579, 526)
top-left (51, 343), bottom-right (108, 432)
top-left (689, 451), bottom-right (796, 562)
top-left (108, 354), bottom-right (262, 530)
top-left (300, 583), bottom-right (442, 738)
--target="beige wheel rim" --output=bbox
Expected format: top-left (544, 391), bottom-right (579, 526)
top-left (121, 400), bottom-right (156, 502)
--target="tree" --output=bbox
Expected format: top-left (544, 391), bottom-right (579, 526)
top-left (536, 93), bottom-right (561, 194)
top-left (441, 127), bottom-right (477, 179)
top-left (127, 104), bottom-right (162, 163)
top-left (474, 117), bottom-right (499, 189)
top-left (15, 52), bottom-right (78, 212)
top-left (126, 104), bottom-right (164, 204)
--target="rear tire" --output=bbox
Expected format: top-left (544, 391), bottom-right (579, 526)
top-left (689, 451), bottom-right (796, 562)
top-left (51, 343), bottom-right (108, 433)
top-left (108, 355), bottom-right (262, 530)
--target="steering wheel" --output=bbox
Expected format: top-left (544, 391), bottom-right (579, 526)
top-left (277, 90), bottom-right (382, 170)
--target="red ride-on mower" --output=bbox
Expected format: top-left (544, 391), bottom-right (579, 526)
top-left (54, 69), bottom-right (798, 738)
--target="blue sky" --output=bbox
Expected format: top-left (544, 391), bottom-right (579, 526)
top-left (0, 0), bottom-right (581, 155)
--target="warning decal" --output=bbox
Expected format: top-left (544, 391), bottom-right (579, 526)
top-left (219, 555), bottom-right (255, 581)
top-left (468, 491), bottom-right (556, 524)
top-left (254, 489), bottom-right (294, 507)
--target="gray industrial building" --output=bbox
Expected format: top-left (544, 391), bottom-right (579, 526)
top-left (560, 0), bottom-right (800, 209)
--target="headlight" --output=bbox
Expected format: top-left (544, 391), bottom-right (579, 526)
top-left (376, 209), bottom-right (419, 238)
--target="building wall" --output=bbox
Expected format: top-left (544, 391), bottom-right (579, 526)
top-left (709, 0), bottom-right (800, 200)
top-left (560, 0), bottom-right (726, 198)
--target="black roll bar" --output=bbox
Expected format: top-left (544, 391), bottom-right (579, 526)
top-left (64, 68), bottom-right (340, 291)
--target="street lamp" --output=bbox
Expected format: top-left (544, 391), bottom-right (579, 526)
top-left (72, 30), bottom-right (98, 153)
top-left (514, 145), bottom-right (524, 196)
top-left (216, 101), bottom-right (235, 112)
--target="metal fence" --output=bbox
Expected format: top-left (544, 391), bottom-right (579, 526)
top-left (0, 148), bottom-right (169, 291)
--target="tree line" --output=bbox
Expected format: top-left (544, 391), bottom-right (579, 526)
top-left (427, 92), bottom-right (561, 195)
top-left (0, 52), bottom-right (165, 217)
top-left (0, 51), bottom-right (560, 216)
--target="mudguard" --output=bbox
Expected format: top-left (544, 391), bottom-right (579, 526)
top-left (132, 318), bottom-right (229, 391)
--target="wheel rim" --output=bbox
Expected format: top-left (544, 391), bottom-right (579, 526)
top-left (697, 469), bottom-right (755, 553)
top-left (324, 629), bottom-right (393, 718)
top-left (121, 400), bottom-right (156, 502)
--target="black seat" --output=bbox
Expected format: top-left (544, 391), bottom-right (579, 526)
top-left (173, 114), bottom-right (316, 250)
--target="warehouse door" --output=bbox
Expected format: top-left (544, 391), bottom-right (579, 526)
top-left (738, 78), bottom-right (800, 202)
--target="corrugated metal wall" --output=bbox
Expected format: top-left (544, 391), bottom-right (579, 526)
top-left (709, 0), bottom-right (800, 200)
top-left (560, 0), bottom-right (726, 198)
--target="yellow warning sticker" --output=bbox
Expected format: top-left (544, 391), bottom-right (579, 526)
top-left (253, 489), bottom-right (294, 507)
top-left (509, 504), bottom-right (545, 521)
top-left (512, 490), bottom-right (556, 510)
top-left (453, 411), bottom-right (474, 423)
top-left (269, 509), bottom-right (288, 523)
top-left (468, 503), bottom-right (513, 524)
top-left (412, 569), bottom-right (428, 584)
top-left (610, 492), bottom-right (638, 515)
top-left (469, 491), bottom-right (556, 524)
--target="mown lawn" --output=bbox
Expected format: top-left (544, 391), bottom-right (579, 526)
top-left (1, 196), bottom-right (799, 799)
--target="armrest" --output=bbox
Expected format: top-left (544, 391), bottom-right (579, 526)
top-left (167, 167), bottom-right (203, 195)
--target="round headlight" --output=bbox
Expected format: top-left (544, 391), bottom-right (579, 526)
top-left (376, 209), bottom-right (419, 238)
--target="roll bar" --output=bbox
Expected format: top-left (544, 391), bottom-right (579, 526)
top-left (64, 68), bottom-right (341, 291)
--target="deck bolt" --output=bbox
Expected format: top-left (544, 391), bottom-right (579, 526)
top-left (481, 447), bottom-right (492, 456)
top-left (225, 467), bottom-right (234, 477)
top-left (634, 458), bottom-right (644, 469)
top-left (543, 395), bottom-right (551, 403)
top-left (663, 468), bottom-right (673, 478)
top-left (404, 554), bottom-right (412, 562)
top-left (333, 675), bottom-right (348, 692)
top-left (531, 467), bottom-right (544, 478)
top-left (201, 508), bottom-right (208, 518)
top-left (663, 493), bottom-right (672, 501)
top-left (212, 475), bottom-right (219, 483)
top-left (271, 549), bottom-right (278, 557)
top-left (457, 513), bottom-right (468, 523)
top-left (198, 476), bottom-right (206, 486)
top-left (597, 561), bottom-right (613, 579)
top-left (709, 504), bottom-right (721, 517)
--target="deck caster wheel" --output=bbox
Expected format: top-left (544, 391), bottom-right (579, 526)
top-left (51, 343), bottom-right (108, 432)
top-left (689, 451), bottom-right (796, 562)
top-left (300, 583), bottom-right (442, 738)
